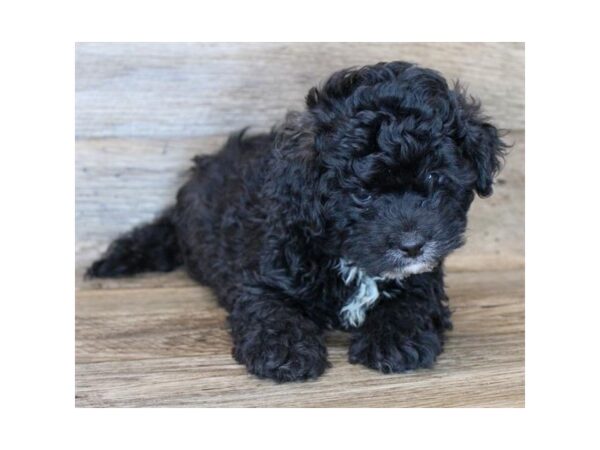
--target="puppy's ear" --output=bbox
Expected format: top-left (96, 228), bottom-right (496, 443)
top-left (454, 89), bottom-right (507, 197)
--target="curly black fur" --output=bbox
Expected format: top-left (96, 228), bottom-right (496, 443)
top-left (87, 61), bottom-right (506, 382)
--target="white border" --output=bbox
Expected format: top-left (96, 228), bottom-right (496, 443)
top-left (2, 0), bottom-right (599, 448)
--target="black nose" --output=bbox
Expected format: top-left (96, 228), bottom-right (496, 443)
top-left (399, 239), bottom-right (425, 257)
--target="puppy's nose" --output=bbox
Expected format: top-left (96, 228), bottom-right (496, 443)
top-left (399, 237), bottom-right (425, 257)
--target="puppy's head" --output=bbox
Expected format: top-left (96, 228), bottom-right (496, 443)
top-left (306, 62), bottom-right (506, 279)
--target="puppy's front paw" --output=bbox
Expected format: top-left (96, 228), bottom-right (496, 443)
top-left (349, 329), bottom-right (442, 374)
top-left (233, 325), bottom-right (329, 382)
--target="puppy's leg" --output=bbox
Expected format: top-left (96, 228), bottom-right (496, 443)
top-left (348, 274), bottom-right (451, 374)
top-left (228, 287), bottom-right (329, 382)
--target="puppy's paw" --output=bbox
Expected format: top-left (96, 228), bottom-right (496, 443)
top-left (348, 329), bottom-right (442, 374)
top-left (233, 325), bottom-right (329, 382)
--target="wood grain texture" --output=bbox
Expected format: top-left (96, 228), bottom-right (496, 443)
top-left (76, 42), bottom-right (524, 139)
top-left (76, 270), bottom-right (524, 407)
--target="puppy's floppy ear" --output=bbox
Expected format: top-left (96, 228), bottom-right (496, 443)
top-left (453, 87), bottom-right (507, 197)
top-left (462, 118), bottom-right (506, 197)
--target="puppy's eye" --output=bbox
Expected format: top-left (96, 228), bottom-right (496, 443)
top-left (350, 191), bottom-right (372, 205)
top-left (426, 173), bottom-right (446, 186)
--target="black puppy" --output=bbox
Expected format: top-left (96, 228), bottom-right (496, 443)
top-left (87, 61), bottom-right (505, 382)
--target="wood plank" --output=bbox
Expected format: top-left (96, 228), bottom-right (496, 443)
top-left (76, 131), bottom-right (524, 285)
top-left (76, 42), bottom-right (524, 139)
top-left (75, 269), bottom-right (524, 407)
top-left (76, 355), bottom-right (523, 407)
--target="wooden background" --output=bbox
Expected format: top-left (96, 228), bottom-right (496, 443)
top-left (75, 43), bottom-right (525, 407)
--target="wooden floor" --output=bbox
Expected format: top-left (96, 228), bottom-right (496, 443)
top-left (76, 269), bottom-right (523, 407)
top-left (76, 43), bottom-right (524, 407)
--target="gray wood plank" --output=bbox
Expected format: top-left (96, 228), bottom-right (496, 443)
top-left (76, 42), bottom-right (524, 138)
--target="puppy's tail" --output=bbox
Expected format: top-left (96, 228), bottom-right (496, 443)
top-left (85, 207), bottom-right (182, 278)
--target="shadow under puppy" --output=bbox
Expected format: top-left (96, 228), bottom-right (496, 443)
top-left (87, 61), bottom-right (506, 382)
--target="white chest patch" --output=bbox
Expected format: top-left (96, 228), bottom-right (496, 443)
top-left (338, 259), bottom-right (381, 328)
top-left (338, 255), bottom-right (437, 327)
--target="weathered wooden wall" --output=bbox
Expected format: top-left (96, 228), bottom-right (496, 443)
top-left (76, 42), bottom-right (524, 276)
top-left (76, 43), bottom-right (524, 138)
